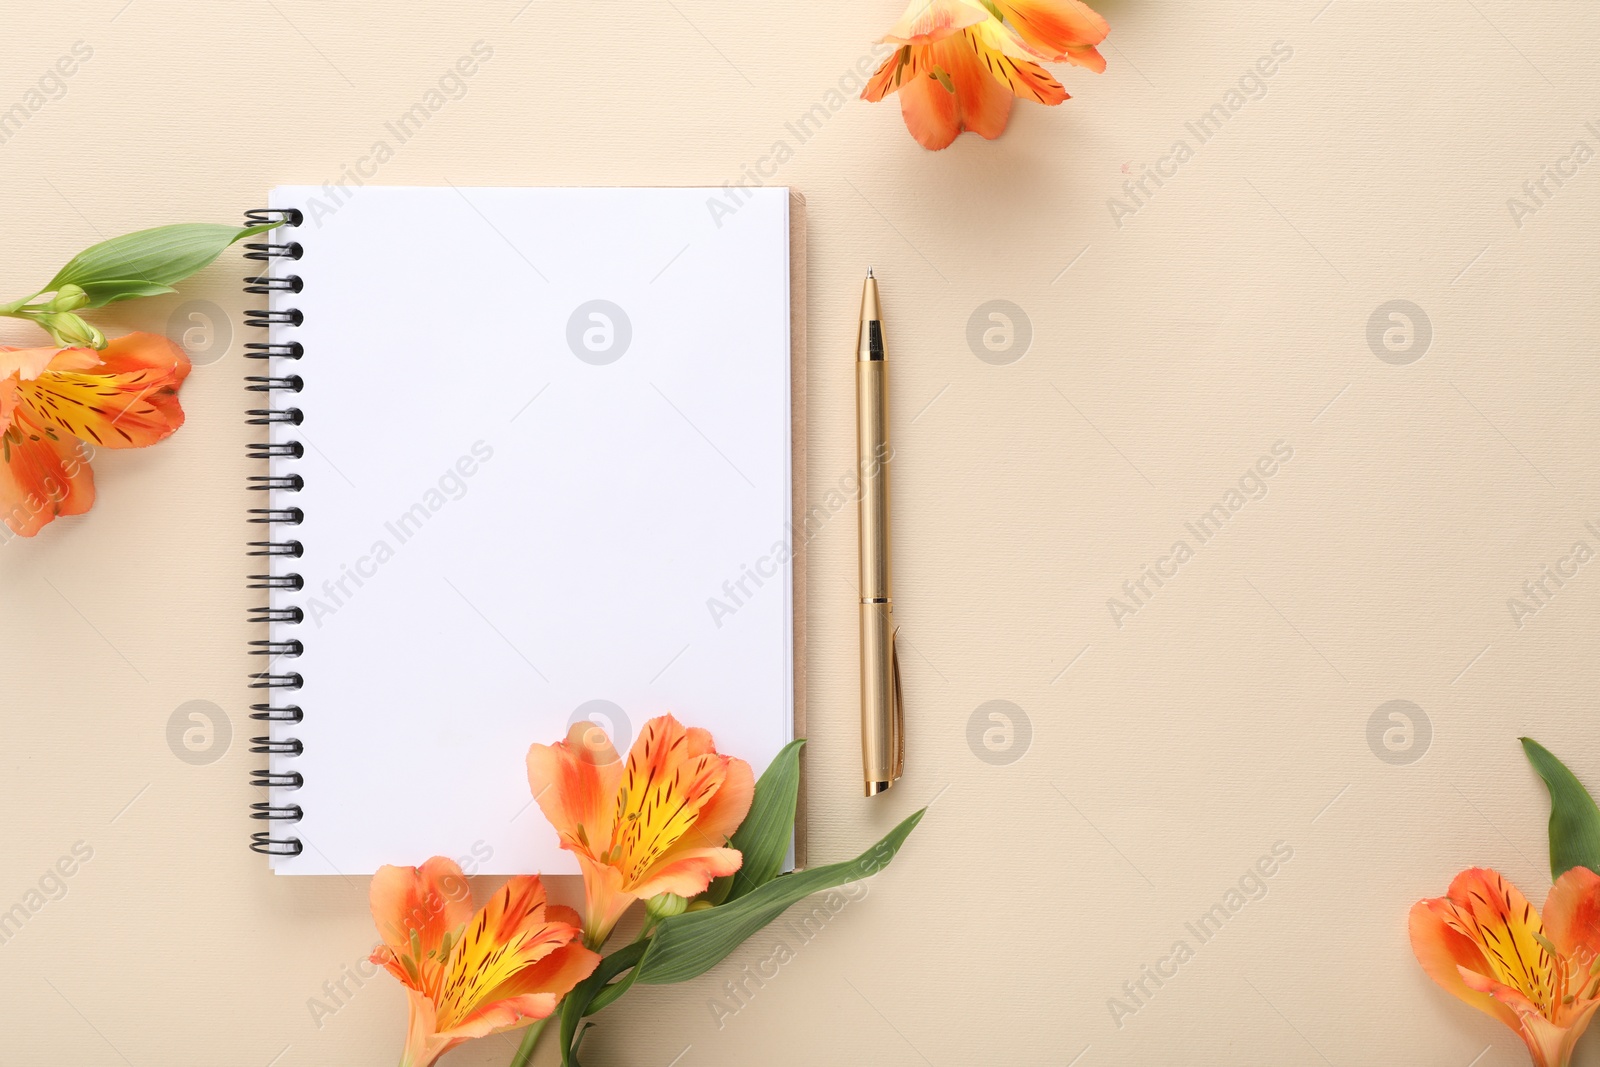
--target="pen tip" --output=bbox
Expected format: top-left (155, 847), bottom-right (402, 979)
top-left (866, 267), bottom-right (874, 279)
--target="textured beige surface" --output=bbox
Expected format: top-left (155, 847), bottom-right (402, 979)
top-left (3, 1), bottom-right (1600, 1065)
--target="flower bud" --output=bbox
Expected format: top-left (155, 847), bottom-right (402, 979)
top-left (36, 312), bottom-right (105, 349)
top-left (44, 285), bottom-right (89, 312)
top-left (645, 892), bottom-right (689, 923)
top-left (36, 312), bottom-right (106, 349)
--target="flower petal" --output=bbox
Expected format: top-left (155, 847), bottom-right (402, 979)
top-left (0, 345), bottom-right (89, 381)
top-left (459, 939), bottom-right (600, 1034)
top-left (968, 21), bottom-right (1068, 106)
top-left (1543, 865), bottom-right (1600, 962)
top-left (882, 0), bottom-right (992, 46)
top-left (1459, 964), bottom-right (1547, 1020)
top-left (683, 726), bottom-right (719, 759)
top-left (1462, 969), bottom-right (1600, 1067)
top-left (95, 332), bottom-right (191, 388)
top-left (527, 721), bottom-right (623, 860)
top-left (444, 994), bottom-right (563, 1044)
top-left (893, 31), bottom-right (1026, 146)
top-left (616, 717), bottom-right (735, 887)
top-left (1062, 44), bottom-right (1105, 73)
top-left (623, 714), bottom-right (690, 796)
top-left (895, 56), bottom-right (963, 149)
top-left (368, 858), bottom-right (475, 995)
top-left (17, 333), bottom-right (189, 450)
top-left (1410, 895), bottom-right (1521, 1032)
top-left (1434, 869), bottom-right (1556, 1011)
top-left (45, 347), bottom-right (104, 374)
top-left (864, 46), bottom-right (914, 102)
top-left (533, 714), bottom-right (758, 948)
top-left (684, 752), bottom-right (754, 849)
top-left (990, 0), bottom-right (1108, 61)
top-left (1538, 1000), bottom-right (1600, 1067)
top-left (620, 736), bottom-right (750, 895)
top-left (575, 851), bottom-right (634, 948)
top-left (436, 875), bottom-right (594, 1032)
top-left (948, 30), bottom-right (1020, 136)
top-left (0, 376), bottom-right (17, 437)
top-left (0, 411), bottom-right (95, 537)
top-left (669, 727), bottom-right (755, 850)
top-left (399, 987), bottom-right (454, 1067)
top-left (631, 845), bottom-right (744, 901)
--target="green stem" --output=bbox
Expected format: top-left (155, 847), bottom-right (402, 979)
top-left (0, 292), bottom-right (44, 316)
top-left (508, 1016), bottom-right (550, 1067)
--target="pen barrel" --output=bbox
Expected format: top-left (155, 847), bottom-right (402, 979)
top-left (856, 360), bottom-right (892, 599)
top-left (856, 353), bottom-right (897, 792)
top-left (860, 599), bottom-right (897, 785)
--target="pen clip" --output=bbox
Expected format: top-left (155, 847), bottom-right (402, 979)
top-left (889, 627), bottom-right (904, 782)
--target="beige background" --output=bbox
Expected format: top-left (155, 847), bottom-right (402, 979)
top-left (3, 0), bottom-right (1600, 1064)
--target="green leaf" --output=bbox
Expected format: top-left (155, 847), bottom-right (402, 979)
top-left (46, 223), bottom-right (278, 308)
top-left (68, 279), bottom-right (179, 305)
top-left (555, 803), bottom-right (925, 1062)
top-left (706, 738), bottom-right (805, 906)
top-left (558, 941), bottom-right (647, 1067)
top-left (1522, 737), bottom-right (1600, 880)
top-left (583, 955), bottom-right (643, 1015)
top-left (635, 807), bottom-right (925, 986)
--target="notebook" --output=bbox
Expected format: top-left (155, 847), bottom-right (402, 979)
top-left (245, 186), bottom-right (806, 875)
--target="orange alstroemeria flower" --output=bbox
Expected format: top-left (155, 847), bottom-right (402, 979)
top-left (0, 332), bottom-right (190, 537)
top-left (863, 0), bottom-right (1109, 150)
top-left (527, 714), bottom-right (755, 947)
top-left (1411, 867), bottom-right (1600, 1067)
top-left (369, 858), bottom-right (600, 1067)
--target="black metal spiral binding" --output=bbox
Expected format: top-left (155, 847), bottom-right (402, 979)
top-left (248, 474), bottom-right (304, 492)
top-left (249, 506), bottom-right (303, 524)
top-left (247, 408), bottom-right (303, 425)
top-left (244, 309), bottom-right (303, 328)
top-left (248, 441), bottom-right (305, 460)
top-left (245, 207), bottom-right (305, 859)
top-left (249, 540), bottom-right (304, 558)
top-left (249, 606), bottom-right (304, 624)
top-left (246, 374), bottom-right (304, 392)
top-left (245, 342), bottom-right (303, 360)
top-left (244, 275), bottom-right (304, 294)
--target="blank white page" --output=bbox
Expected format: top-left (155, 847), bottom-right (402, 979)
top-left (260, 186), bottom-right (793, 874)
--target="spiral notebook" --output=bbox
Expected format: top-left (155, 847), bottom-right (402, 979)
top-left (246, 186), bottom-right (806, 875)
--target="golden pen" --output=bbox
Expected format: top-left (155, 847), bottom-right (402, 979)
top-left (857, 268), bottom-right (904, 797)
